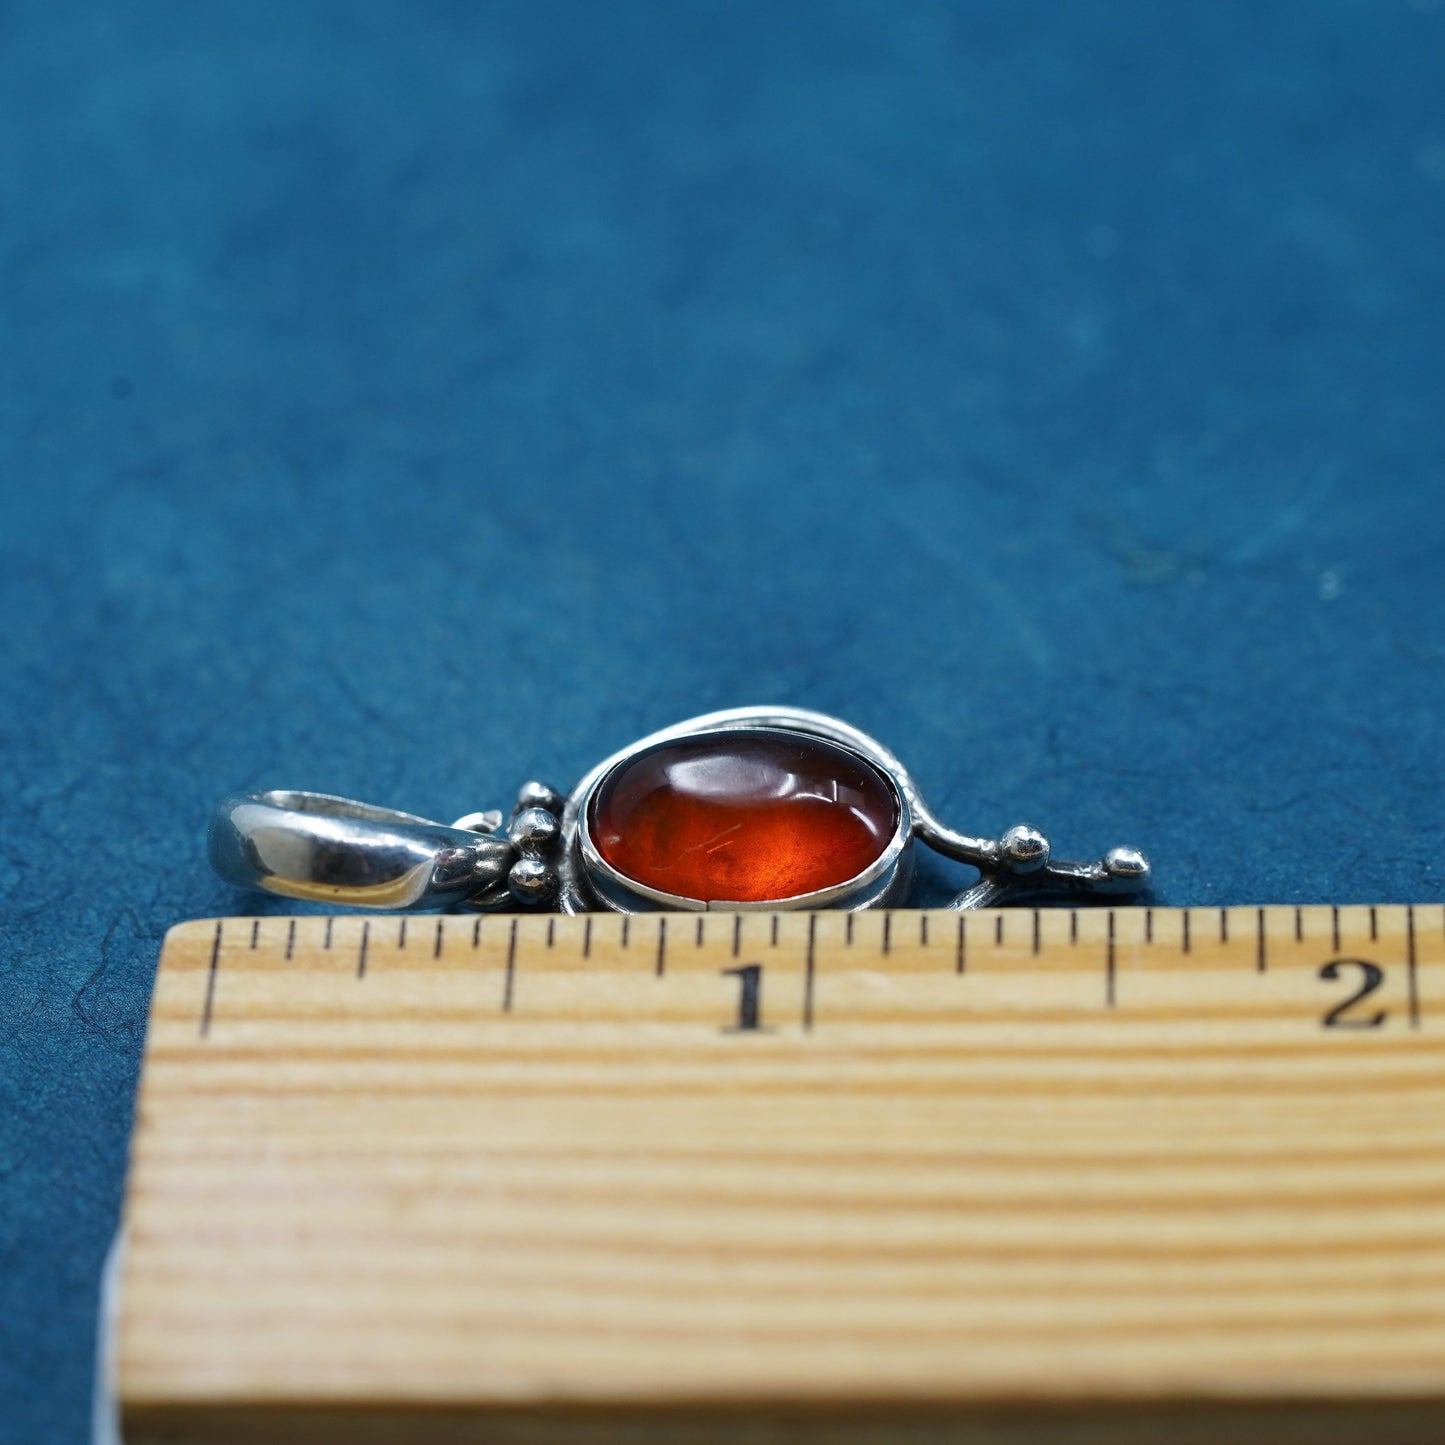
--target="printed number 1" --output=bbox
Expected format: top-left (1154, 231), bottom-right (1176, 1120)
top-left (723, 964), bottom-right (764, 1032)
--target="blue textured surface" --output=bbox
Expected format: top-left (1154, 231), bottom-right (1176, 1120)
top-left (3, 2), bottom-right (1444, 1438)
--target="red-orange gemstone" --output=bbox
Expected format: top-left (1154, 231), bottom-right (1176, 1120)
top-left (589, 730), bottom-right (899, 903)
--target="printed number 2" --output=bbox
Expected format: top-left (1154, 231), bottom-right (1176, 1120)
top-left (1320, 958), bottom-right (1387, 1030)
top-left (723, 964), bottom-right (764, 1032)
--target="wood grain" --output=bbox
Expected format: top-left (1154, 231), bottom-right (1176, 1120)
top-left (118, 906), bottom-right (1445, 1442)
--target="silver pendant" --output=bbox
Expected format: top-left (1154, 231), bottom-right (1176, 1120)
top-left (210, 707), bottom-right (1150, 914)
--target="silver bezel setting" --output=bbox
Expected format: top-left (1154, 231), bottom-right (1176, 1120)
top-left (562, 710), bottom-right (916, 915)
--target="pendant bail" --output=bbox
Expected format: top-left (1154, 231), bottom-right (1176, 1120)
top-left (208, 792), bottom-right (517, 911)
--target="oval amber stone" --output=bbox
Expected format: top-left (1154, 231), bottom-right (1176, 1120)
top-left (589, 730), bottom-right (899, 903)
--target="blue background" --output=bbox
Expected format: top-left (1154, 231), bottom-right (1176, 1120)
top-left (2, 2), bottom-right (1443, 1438)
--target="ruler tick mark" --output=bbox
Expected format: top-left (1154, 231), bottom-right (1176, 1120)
top-left (583, 918), bottom-right (592, 959)
top-left (1256, 908), bottom-right (1267, 973)
top-left (1331, 905), bottom-right (1341, 954)
top-left (397, 918), bottom-right (407, 951)
top-left (994, 916), bottom-right (1003, 947)
top-left (324, 917), bottom-right (333, 951)
top-left (285, 919), bottom-right (296, 961)
top-left (1407, 905), bottom-right (1421, 1030)
top-left (803, 913), bottom-right (816, 1032)
top-left (956, 914), bottom-right (966, 974)
top-left (845, 914), bottom-right (854, 947)
top-left (1182, 911), bottom-right (1192, 955)
top-left (249, 920), bottom-right (259, 950)
top-left (731, 915), bottom-right (741, 958)
top-left (1219, 909), bottom-right (1229, 945)
top-left (546, 917), bottom-right (555, 949)
top-left (1294, 907), bottom-right (1303, 943)
top-left (919, 914), bottom-right (929, 947)
top-left (503, 918), bottom-right (517, 1013)
top-left (770, 915), bottom-right (779, 948)
top-left (1106, 911), bottom-right (1117, 1008)
top-left (696, 916), bottom-right (705, 948)
top-left (1145, 909), bottom-right (1153, 945)
top-left (656, 918), bottom-right (667, 977)
top-left (1369, 906), bottom-right (1378, 943)
top-left (472, 917), bottom-right (481, 950)
top-left (357, 922), bottom-right (370, 980)
top-left (1069, 911), bottom-right (1078, 945)
top-left (1032, 911), bottom-right (1040, 957)
top-left (199, 920), bottom-right (222, 1037)
top-left (621, 917), bottom-right (630, 949)
top-left (882, 913), bottom-right (892, 956)
top-left (433, 920), bottom-right (444, 960)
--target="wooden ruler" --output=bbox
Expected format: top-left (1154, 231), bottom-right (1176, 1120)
top-left (117, 906), bottom-right (1445, 1444)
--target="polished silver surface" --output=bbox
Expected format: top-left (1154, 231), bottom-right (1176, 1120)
top-left (209, 708), bottom-right (1152, 914)
top-left (208, 791), bottom-right (515, 910)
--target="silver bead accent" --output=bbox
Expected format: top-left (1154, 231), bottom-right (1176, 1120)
top-left (508, 857), bottom-right (554, 904)
top-left (1104, 846), bottom-right (1150, 883)
top-left (502, 785), bottom-right (564, 905)
top-left (509, 807), bottom-right (561, 854)
top-left (1000, 825), bottom-right (1050, 874)
top-left (514, 781), bottom-right (566, 818)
